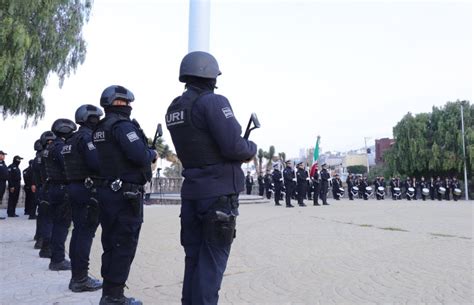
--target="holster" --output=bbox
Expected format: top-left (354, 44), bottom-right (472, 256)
top-left (123, 189), bottom-right (142, 217)
top-left (86, 188), bottom-right (100, 229)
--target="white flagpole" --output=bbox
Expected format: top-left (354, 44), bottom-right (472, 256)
top-left (188, 0), bottom-right (210, 52)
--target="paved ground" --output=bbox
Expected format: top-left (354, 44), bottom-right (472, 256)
top-left (1, 199), bottom-right (473, 305)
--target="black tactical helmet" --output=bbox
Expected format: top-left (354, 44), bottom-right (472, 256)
top-left (100, 85), bottom-right (135, 107)
top-left (179, 51), bottom-right (221, 83)
top-left (34, 139), bottom-right (43, 151)
top-left (51, 118), bottom-right (77, 137)
top-left (75, 104), bottom-right (104, 124)
top-left (40, 131), bottom-right (56, 146)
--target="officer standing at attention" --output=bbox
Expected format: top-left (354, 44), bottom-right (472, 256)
top-left (37, 131), bottom-right (56, 257)
top-left (7, 155), bottom-right (23, 217)
top-left (166, 51), bottom-right (257, 305)
top-left (45, 119), bottom-right (77, 270)
top-left (23, 160), bottom-right (35, 216)
top-left (283, 160), bottom-right (296, 208)
top-left (93, 85), bottom-right (157, 305)
top-left (272, 165), bottom-right (283, 206)
top-left (257, 173), bottom-right (265, 196)
top-left (346, 173), bottom-right (354, 200)
top-left (264, 169), bottom-right (273, 199)
top-left (62, 105), bottom-right (104, 292)
top-left (0, 151), bottom-right (9, 213)
top-left (245, 171), bottom-right (254, 195)
top-left (296, 162), bottom-right (308, 206)
top-left (319, 163), bottom-right (330, 205)
top-left (312, 166), bottom-right (321, 205)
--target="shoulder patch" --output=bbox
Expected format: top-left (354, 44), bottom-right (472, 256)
top-left (126, 131), bottom-right (140, 143)
top-left (222, 107), bottom-right (234, 119)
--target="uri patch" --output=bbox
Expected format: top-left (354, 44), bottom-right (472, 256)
top-left (127, 131), bottom-right (140, 143)
top-left (222, 107), bottom-right (234, 119)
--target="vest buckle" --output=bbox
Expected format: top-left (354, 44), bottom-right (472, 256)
top-left (84, 177), bottom-right (93, 189)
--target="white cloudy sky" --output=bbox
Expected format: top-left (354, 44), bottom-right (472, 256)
top-left (0, 0), bottom-right (472, 168)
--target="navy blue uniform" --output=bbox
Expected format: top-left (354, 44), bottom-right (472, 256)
top-left (166, 86), bottom-right (256, 305)
top-left (63, 126), bottom-right (101, 281)
top-left (44, 137), bottom-right (71, 263)
top-left (283, 166), bottom-right (296, 207)
top-left (312, 171), bottom-right (321, 204)
top-left (272, 169), bottom-right (282, 205)
top-left (245, 174), bottom-right (254, 195)
top-left (0, 160), bottom-right (8, 204)
top-left (23, 165), bottom-right (35, 215)
top-left (263, 173), bottom-right (273, 199)
top-left (257, 175), bottom-right (264, 196)
top-left (296, 168), bottom-right (308, 205)
top-left (7, 162), bottom-right (22, 216)
top-left (319, 169), bottom-right (330, 204)
top-left (93, 108), bottom-right (156, 291)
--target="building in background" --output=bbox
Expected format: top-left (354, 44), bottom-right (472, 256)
top-left (375, 138), bottom-right (395, 164)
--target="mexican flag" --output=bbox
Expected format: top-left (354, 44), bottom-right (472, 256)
top-left (310, 136), bottom-right (320, 177)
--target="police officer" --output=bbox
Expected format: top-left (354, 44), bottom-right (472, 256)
top-left (332, 173), bottom-right (342, 200)
top-left (7, 155), bottom-right (23, 217)
top-left (429, 177), bottom-right (436, 200)
top-left (0, 151), bottom-right (9, 213)
top-left (264, 169), bottom-right (273, 200)
top-left (435, 176), bottom-right (443, 201)
top-left (320, 163), bottom-right (330, 205)
top-left (31, 139), bottom-right (43, 244)
top-left (346, 173), bottom-right (354, 200)
top-left (283, 160), bottom-right (296, 208)
top-left (44, 119), bottom-right (77, 270)
top-left (257, 173), bottom-right (265, 196)
top-left (312, 166), bottom-right (321, 205)
top-left (23, 160), bottom-right (35, 216)
top-left (272, 165), bottom-right (283, 206)
top-left (443, 177), bottom-right (451, 201)
top-left (37, 131), bottom-right (56, 257)
top-left (296, 162), bottom-right (307, 206)
top-left (360, 177), bottom-right (368, 200)
top-left (451, 176), bottom-right (461, 201)
top-left (166, 51), bottom-right (257, 305)
top-left (94, 85), bottom-right (157, 305)
top-left (419, 176), bottom-right (427, 201)
top-left (245, 171), bottom-right (254, 195)
top-left (62, 105), bottom-right (104, 292)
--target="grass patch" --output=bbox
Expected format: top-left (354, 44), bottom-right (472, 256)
top-left (429, 233), bottom-right (457, 238)
top-left (377, 227), bottom-right (409, 232)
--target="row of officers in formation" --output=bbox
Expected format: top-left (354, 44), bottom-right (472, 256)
top-left (2, 51), bottom-right (259, 305)
top-left (245, 162), bottom-right (464, 206)
top-left (2, 87), bottom-right (158, 305)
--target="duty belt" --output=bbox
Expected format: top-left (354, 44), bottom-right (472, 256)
top-left (92, 178), bottom-right (143, 193)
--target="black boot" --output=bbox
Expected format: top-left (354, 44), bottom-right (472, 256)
top-left (100, 282), bottom-right (142, 305)
top-left (69, 276), bottom-right (103, 292)
top-left (39, 240), bottom-right (52, 258)
top-left (34, 237), bottom-right (43, 249)
top-left (49, 259), bottom-right (71, 271)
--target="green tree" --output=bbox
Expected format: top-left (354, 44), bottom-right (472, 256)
top-left (347, 165), bottom-right (367, 174)
top-left (385, 100), bottom-right (473, 183)
top-left (263, 145), bottom-right (275, 171)
top-left (257, 148), bottom-right (264, 175)
top-left (0, 0), bottom-right (92, 123)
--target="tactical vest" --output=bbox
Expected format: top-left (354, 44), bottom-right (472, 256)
top-left (33, 153), bottom-right (46, 185)
top-left (62, 128), bottom-right (95, 182)
top-left (43, 142), bottom-right (66, 182)
top-left (93, 114), bottom-right (150, 182)
top-left (165, 89), bottom-right (226, 168)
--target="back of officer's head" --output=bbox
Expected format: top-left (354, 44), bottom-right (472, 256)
top-left (34, 139), bottom-right (42, 152)
top-left (100, 85), bottom-right (135, 108)
top-left (51, 118), bottom-right (77, 138)
top-left (75, 104), bottom-right (104, 127)
top-left (179, 51), bottom-right (221, 90)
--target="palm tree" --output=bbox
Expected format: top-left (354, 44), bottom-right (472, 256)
top-left (257, 149), bottom-right (264, 175)
top-left (264, 145), bottom-right (275, 171)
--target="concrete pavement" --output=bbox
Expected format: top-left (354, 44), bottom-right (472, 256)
top-left (1, 199), bottom-right (473, 305)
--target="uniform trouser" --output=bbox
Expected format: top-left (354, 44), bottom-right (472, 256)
top-left (69, 183), bottom-right (99, 279)
top-left (7, 185), bottom-right (20, 216)
top-left (0, 180), bottom-right (6, 204)
top-left (265, 187), bottom-right (272, 199)
top-left (285, 184), bottom-right (294, 206)
top-left (258, 185), bottom-right (264, 196)
top-left (297, 184), bottom-right (306, 204)
top-left (313, 184), bottom-right (320, 204)
top-left (437, 192), bottom-right (442, 201)
top-left (245, 185), bottom-right (252, 195)
top-left (421, 195), bottom-right (426, 201)
top-left (181, 195), bottom-right (238, 305)
top-left (24, 187), bottom-right (34, 214)
top-left (274, 187), bottom-right (281, 204)
top-left (332, 189), bottom-right (338, 200)
top-left (49, 184), bottom-right (72, 263)
top-left (38, 187), bottom-right (53, 242)
top-left (99, 187), bottom-right (142, 286)
top-left (444, 190), bottom-right (450, 201)
top-left (348, 189), bottom-right (353, 200)
top-left (320, 185), bottom-right (328, 204)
